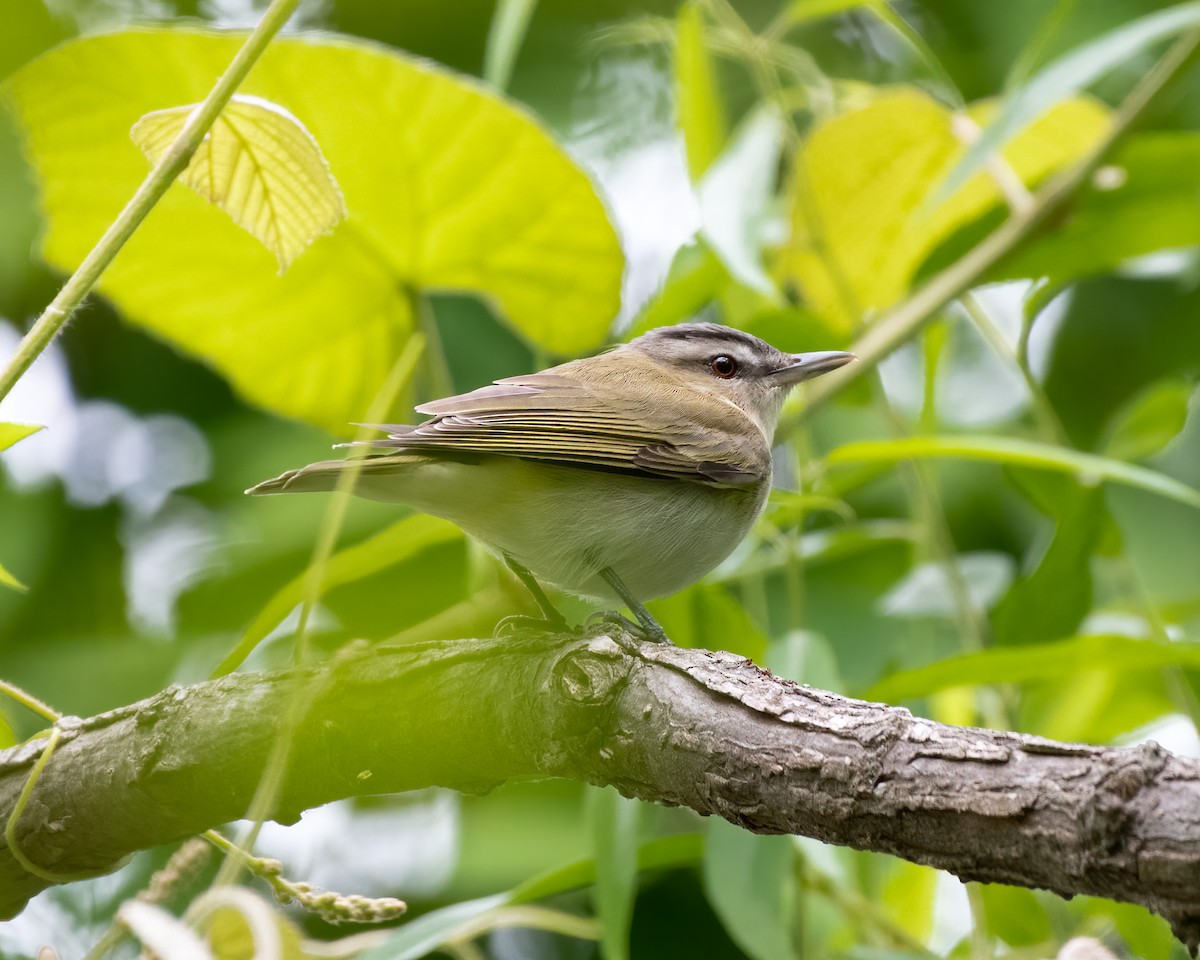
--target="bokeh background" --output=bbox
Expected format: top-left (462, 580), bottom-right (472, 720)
top-left (2, 0), bottom-right (1200, 957)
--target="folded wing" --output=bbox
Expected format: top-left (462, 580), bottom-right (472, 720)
top-left (360, 369), bottom-right (766, 488)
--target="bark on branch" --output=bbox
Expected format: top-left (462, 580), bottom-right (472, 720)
top-left (1, 628), bottom-right (1198, 948)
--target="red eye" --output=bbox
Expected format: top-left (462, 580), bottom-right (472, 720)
top-left (710, 355), bottom-right (738, 378)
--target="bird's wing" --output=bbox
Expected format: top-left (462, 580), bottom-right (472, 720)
top-left (361, 371), bottom-right (766, 487)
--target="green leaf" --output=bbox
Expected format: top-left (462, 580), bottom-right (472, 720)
top-left (131, 94), bottom-right (345, 271)
top-left (997, 134), bottom-right (1200, 284)
top-left (1103, 379), bottom-right (1194, 463)
top-left (937, 1), bottom-right (1200, 203)
top-left (783, 87), bottom-right (1108, 330)
top-left (649, 582), bottom-right (769, 661)
top-left (483, 0), bottom-right (537, 90)
top-left (0, 423), bottom-right (41, 592)
top-left (702, 818), bottom-right (795, 960)
top-left (991, 485), bottom-right (1103, 646)
top-left (0, 422), bottom-right (41, 451)
top-left (213, 514), bottom-right (462, 677)
top-left (675, 0), bottom-right (727, 181)
top-left (589, 786), bottom-right (640, 960)
top-left (0, 563), bottom-right (26, 594)
top-left (1042, 276), bottom-right (1200, 450)
top-left (980, 885), bottom-right (1051, 947)
top-left (825, 435), bottom-right (1200, 511)
top-left (4, 30), bottom-right (622, 432)
top-left (866, 634), bottom-right (1200, 703)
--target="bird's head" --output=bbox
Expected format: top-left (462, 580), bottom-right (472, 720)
top-left (628, 322), bottom-right (856, 434)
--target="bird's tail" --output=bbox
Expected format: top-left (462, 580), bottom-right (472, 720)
top-left (245, 454), bottom-right (423, 499)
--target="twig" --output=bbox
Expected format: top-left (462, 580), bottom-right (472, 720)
top-left (779, 28), bottom-right (1200, 437)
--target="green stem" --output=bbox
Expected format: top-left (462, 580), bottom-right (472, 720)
top-left (0, 0), bottom-right (303, 404)
top-left (210, 337), bottom-right (423, 890)
top-left (411, 286), bottom-right (455, 399)
top-left (779, 27), bottom-right (1200, 439)
top-left (0, 679), bottom-right (61, 723)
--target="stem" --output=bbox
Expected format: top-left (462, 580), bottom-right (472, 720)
top-left (290, 334), bottom-right (426, 667)
top-left (0, 0), bottom-right (303, 404)
top-left (0, 680), bottom-right (61, 724)
top-left (967, 882), bottom-right (993, 960)
top-left (779, 27), bottom-right (1200, 439)
top-left (411, 286), bottom-right (455, 399)
top-left (210, 336), bottom-right (424, 890)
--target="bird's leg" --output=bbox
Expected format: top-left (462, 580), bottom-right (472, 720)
top-left (499, 554), bottom-right (570, 634)
top-left (598, 566), bottom-right (670, 645)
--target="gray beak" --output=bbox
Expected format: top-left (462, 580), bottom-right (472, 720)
top-left (770, 350), bottom-right (856, 386)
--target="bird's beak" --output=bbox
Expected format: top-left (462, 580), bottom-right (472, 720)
top-left (770, 351), bottom-right (857, 385)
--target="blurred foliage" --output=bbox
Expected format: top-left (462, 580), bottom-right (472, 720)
top-left (1, 0), bottom-right (1199, 959)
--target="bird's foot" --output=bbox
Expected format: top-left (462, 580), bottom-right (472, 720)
top-left (493, 613), bottom-right (571, 640)
top-left (585, 609), bottom-right (670, 646)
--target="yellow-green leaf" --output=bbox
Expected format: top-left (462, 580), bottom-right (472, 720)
top-left (782, 88), bottom-right (1109, 331)
top-left (0, 422), bottom-right (42, 452)
top-left (3, 30), bottom-right (623, 432)
top-left (131, 94), bottom-right (345, 270)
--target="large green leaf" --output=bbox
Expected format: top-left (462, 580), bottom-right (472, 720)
top-left (825, 435), bottom-right (1200, 511)
top-left (783, 87), bottom-right (1108, 330)
top-left (3, 29), bottom-right (623, 432)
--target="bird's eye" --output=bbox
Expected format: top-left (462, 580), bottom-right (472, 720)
top-left (709, 355), bottom-right (738, 378)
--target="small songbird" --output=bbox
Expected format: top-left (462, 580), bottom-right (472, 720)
top-left (248, 323), bottom-right (854, 641)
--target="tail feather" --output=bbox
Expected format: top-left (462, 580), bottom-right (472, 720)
top-left (245, 459), bottom-right (348, 496)
top-left (246, 453), bottom-right (428, 500)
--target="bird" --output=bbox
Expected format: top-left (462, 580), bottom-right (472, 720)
top-left (247, 322), bottom-right (854, 642)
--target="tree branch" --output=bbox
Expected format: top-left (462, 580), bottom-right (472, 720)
top-left (2, 629), bottom-right (1198, 949)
